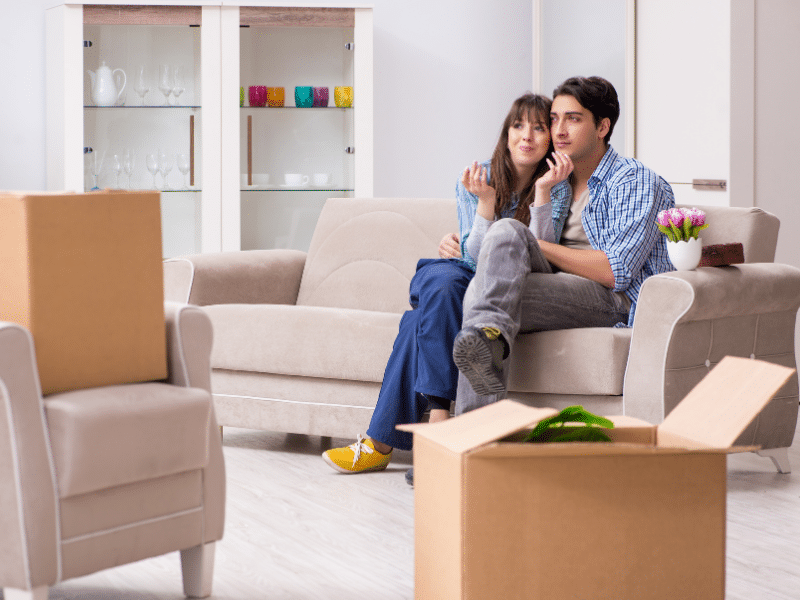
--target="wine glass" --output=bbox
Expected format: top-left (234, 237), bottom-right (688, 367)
top-left (111, 153), bottom-right (123, 188)
top-left (146, 153), bottom-right (159, 189)
top-left (88, 150), bottom-right (104, 190)
top-left (172, 66), bottom-right (185, 106)
top-left (158, 150), bottom-right (174, 190)
top-left (176, 153), bottom-right (190, 189)
top-left (123, 149), bottom-right (136, 188)
top-left (134, 66), bottom-right (149, 105)
top-left (158, 65), bottom-right (173, 106)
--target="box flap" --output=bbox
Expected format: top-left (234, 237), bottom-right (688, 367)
top-left (467, 441), bottom-right (723, 459)
top-left (658, 356), bottom-right (795, 448)
top-left (397, 400), bottom-right (558, 454)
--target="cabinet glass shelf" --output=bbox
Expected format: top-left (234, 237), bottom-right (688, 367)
top-left (85, 105), bottom-right (202, 110)
top-left (240, 106), bottom-right (351, 110)
top-left (241, 187), bottom-right (354, 192)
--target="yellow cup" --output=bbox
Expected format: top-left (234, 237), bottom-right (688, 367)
top-left (334, 86), bottom-right (353, 108)
top-left (267, 87), bottom-right (285, 107)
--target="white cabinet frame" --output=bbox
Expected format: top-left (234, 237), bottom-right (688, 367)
top-left (46, 2), bottom-right (373, 255)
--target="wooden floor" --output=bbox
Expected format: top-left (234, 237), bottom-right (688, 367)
top-left (11, 419), bottom-right (800, 600)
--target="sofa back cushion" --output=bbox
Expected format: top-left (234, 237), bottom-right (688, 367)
top-left (297, 198), bottom-right (458, 312)
top-left (679, 205), bottom-right (779, 262)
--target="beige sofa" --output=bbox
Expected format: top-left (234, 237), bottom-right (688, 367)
top-left (164, 197), bottom-right (800, 471)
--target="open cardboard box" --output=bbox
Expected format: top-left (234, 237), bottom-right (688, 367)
top-left (0, 190), bottom-right (167, 394)
top-left (399, 356), bottom-right (795, 600)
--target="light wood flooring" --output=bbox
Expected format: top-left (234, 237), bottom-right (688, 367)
top-left (8, 419), bottom-right (800, 600)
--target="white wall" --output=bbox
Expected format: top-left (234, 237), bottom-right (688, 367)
top-left (754, 0), bottom-right (800, 268)
top-left (538, 0), bottom-right (628, 153)
top-left (0, 0), bottom-right (533, 199)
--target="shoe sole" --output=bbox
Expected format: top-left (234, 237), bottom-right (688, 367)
top-left (453, 330), bottom-right (506, 396)
top-left (321, 451), bottom-right (390, 474)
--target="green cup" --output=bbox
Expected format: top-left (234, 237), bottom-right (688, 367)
top-left (294, 86), bottom-right (313, 108)
top-left (240, 87), bottom-right (244, 107)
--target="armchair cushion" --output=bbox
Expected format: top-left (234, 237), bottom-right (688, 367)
top-left (44, 382), bottom-right (211, 498)
top-left (205, 303), bottom-right (401, 382)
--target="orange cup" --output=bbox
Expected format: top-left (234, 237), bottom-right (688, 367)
top-left (267, 87), bottom-right (285, 107)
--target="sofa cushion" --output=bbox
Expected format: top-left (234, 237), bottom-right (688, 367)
top-left (44, 382), bottom-right (211, 498)
top-left (296, 197), bottom-right (459, 313)
top-left (508, 327), bottom-right (633, 396)
top-left (204, 303), bottom-right (402, 382)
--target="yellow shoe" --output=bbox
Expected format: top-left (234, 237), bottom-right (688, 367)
top-left (322, 435), bottom-right (392, 474)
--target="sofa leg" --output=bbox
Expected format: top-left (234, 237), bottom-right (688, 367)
top-left (756, 448), bottom-right (791, 474)
top-left (181, 542), bottom-right (216, 598)
top-left (4, 587), bottom-right (49, 600)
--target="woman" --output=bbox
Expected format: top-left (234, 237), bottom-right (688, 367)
top-left (322, 92), bottom-right (573, 474)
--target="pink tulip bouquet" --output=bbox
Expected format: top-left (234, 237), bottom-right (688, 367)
top-left (656, 207), bottom-right (709, 242)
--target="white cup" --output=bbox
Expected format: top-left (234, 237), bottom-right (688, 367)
top-left (312, 173), bottom-right (331, 187)
top-left (284, 173), bottom-right (309, 187)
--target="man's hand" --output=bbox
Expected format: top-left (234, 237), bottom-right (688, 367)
top-left (438, 232), bottom-right (462, 259)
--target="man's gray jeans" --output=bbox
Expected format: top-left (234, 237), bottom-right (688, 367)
top-left (455, 218), bottom-right (631, 415)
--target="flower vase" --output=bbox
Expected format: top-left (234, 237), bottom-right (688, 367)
top-left (667, 237), bottom-right (702, 271)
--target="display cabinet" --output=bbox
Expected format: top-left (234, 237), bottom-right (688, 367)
top-left (46, 2), bottom-right (373, 257)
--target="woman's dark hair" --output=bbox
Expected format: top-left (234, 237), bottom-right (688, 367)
top-left (489, 93), bottom-right (553, 225)
top-left (552, 76), bottom-right (620, 144)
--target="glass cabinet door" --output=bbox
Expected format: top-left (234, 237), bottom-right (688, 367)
top-left (238, 8), bottom-right (355, 252)
top-left (82, 6), bottom-right (204, 258)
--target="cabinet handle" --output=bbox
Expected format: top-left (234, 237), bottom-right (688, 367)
top-left (247, 115), bottom-right (253, 185)
top-left (345, 147), bottom-right (355, 154)
top-left (189, 115), bottom-right (195, 187)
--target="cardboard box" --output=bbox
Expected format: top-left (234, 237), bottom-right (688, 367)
top-left (0, 190), bottom-right (167, 394)
top-left (399, 356), bottom-right (795, 600)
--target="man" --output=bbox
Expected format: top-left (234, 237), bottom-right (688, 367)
top-left (452, 76), bottom-right (675, 412)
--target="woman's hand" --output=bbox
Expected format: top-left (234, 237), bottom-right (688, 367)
top-left (534, 151), bottom-right (574, 206)
top-left (462, 161), bottom-right (496, 220)
top-left (438, 232), bottom-right (461, 259)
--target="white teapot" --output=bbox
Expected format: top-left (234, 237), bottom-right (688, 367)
top-left (88, 62), bottom-right (127, 106)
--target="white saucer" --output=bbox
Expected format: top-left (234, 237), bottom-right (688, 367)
top-left (279, 183), bottom-right (309, 188)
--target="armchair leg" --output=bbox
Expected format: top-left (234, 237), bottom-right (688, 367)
top-left (756, 448), bottom-right (791, 474)
top-left (4, 587), bottom-right (48, 600)
top-left (181, 542), bottom-right (216, 598)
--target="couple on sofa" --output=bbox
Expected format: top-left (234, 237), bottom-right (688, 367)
top-left (322, 76), bottom-right (676, 480)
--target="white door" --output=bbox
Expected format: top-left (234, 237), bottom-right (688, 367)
top-left (635, 0), bottom-right (733, 207)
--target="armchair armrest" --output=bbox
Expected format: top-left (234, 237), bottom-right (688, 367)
top-left (162, 302), bottom-right (225, 543)
top-left (0, 323), bottom-right (59, 589)
top-left (164, 249), bottom-right (307, 306)
top-left (624, 264), bottom-right (800, 425)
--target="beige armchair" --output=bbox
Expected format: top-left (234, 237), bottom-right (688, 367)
top-left (0, 302), bottom-right (225, 600)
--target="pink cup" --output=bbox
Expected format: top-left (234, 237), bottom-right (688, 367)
top-left (249, 85), bottom-right (267, 107)
top-left (313, 87), bottom-right (329, 107)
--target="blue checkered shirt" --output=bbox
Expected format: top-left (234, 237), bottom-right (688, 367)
top-left (550, 145), bottom-right (676, 327)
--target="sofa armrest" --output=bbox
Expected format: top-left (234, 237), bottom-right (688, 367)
top-left (164, 302), bottom-right (214, 393)
top-left (624, 264), bottom-right (800, 424)
top-left (0, 323), bottom-right (59, 589)
top-left (164, 249), bottom-right (307, 306)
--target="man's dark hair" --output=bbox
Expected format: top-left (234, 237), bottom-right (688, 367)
top-left (553, 76), bottom-right (620, 144)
